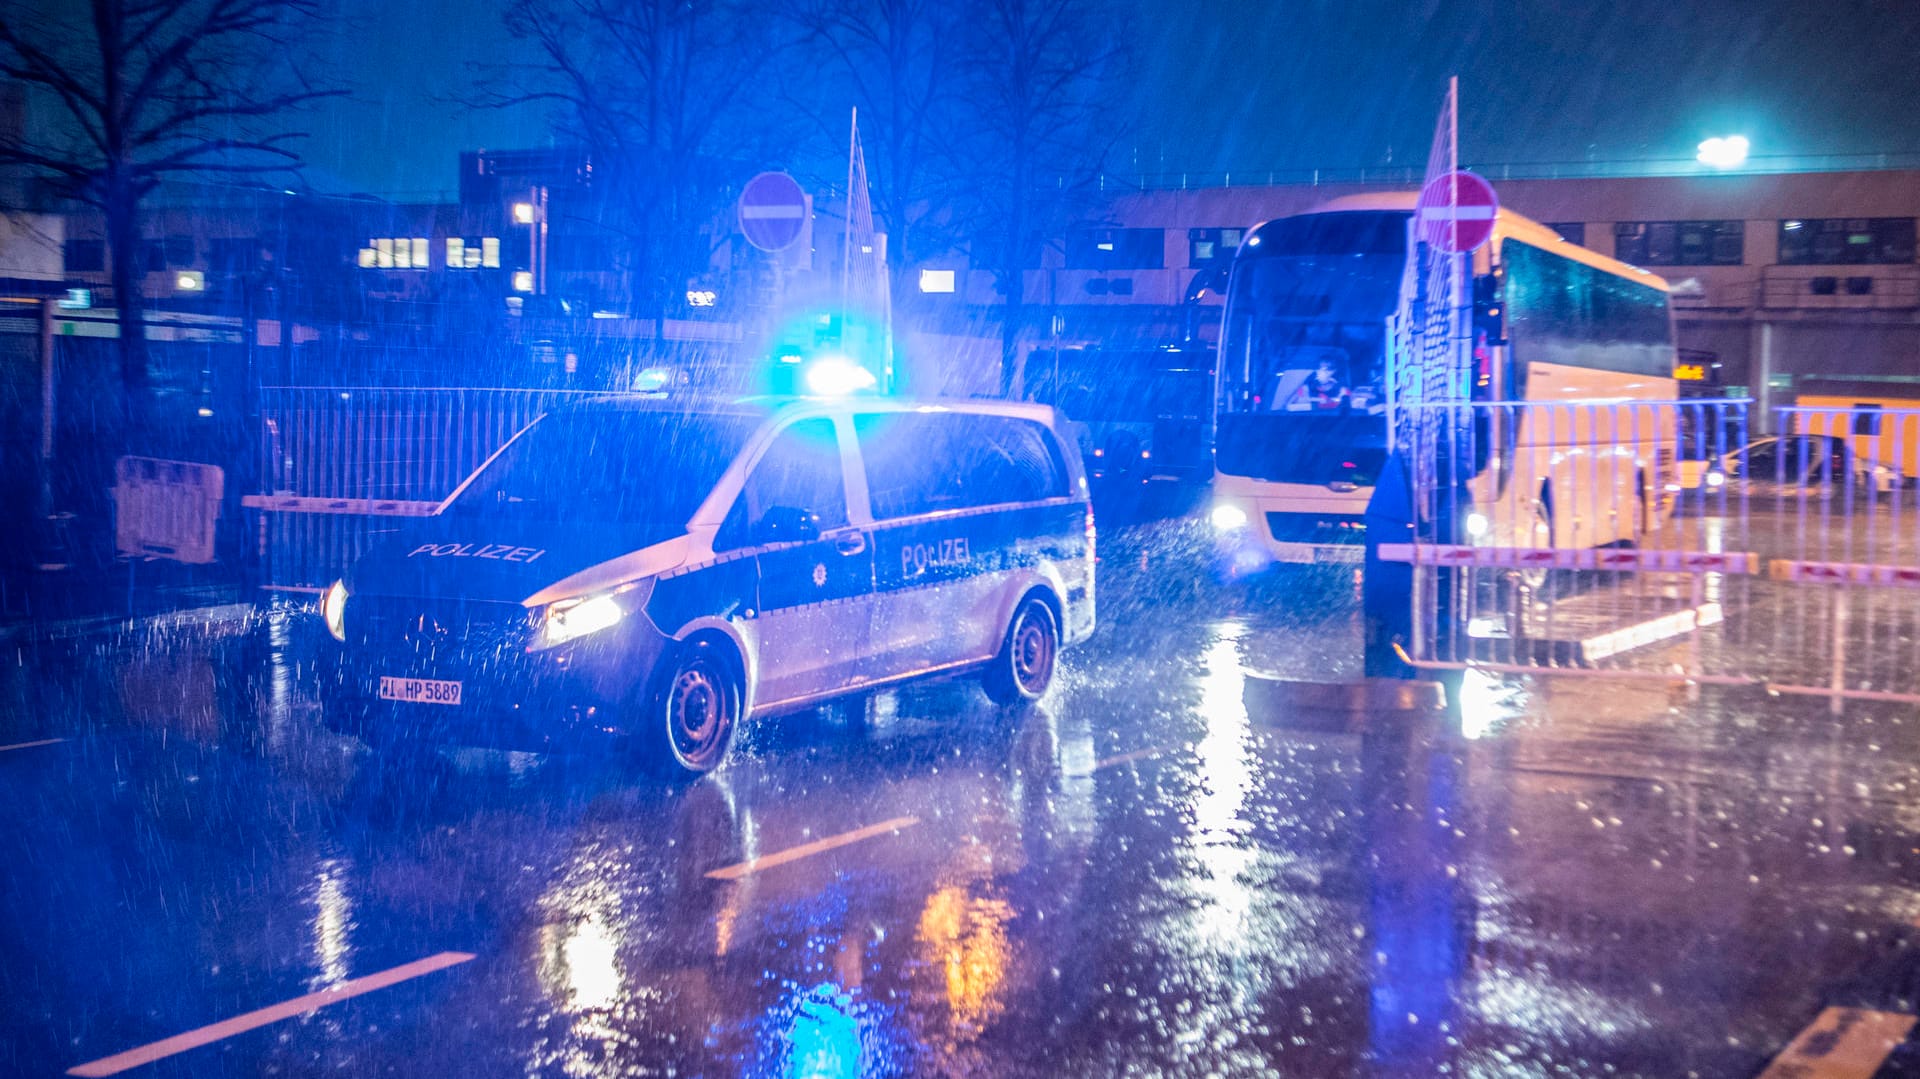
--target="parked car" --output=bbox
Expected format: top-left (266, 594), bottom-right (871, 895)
top-left (1697, 435), bottom-right (1905, 498)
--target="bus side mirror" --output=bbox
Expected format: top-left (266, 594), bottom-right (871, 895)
top-left (1473, 274), bottom-right (1507, 346)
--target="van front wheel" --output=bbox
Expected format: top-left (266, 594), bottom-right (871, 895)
top-left (983, 596), bottom-right (1059, 706)
top-left (650, 640), bottom-right (741, 776)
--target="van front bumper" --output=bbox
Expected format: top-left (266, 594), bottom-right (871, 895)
top-left (315, 612), bottom-right (673, 753)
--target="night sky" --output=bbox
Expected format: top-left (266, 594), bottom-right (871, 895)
top-left (300, 0), bottom-right (1920, 198)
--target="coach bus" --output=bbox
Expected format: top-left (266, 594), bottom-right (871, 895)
top-left (1210, 193), bottom-right (1679, 570)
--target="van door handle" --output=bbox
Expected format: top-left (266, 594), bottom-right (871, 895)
top-left (834, 533), bottom-right (868, 556)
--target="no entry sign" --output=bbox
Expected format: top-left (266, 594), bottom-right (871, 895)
top-left (738, 171), bottom-right (807, 253)
top-left (1416, 170), bottom-right (1498, 254)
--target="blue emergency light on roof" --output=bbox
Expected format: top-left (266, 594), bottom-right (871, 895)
top-left (804, 355), bottom-right (878, 396)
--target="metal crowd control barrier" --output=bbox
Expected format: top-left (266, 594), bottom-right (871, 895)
top-left (1381, 398), bottom-right (1920, 710)
top-left (244, 387), bottom-right (638, 592)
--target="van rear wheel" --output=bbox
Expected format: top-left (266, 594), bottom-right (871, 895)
top-left (648, 640), bottom-right (740, 776)
top-left (983, 596), bottom-right (1059, 706)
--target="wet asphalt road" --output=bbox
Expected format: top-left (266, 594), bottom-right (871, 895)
top-left (7, 508), bottom-right (1920, 1076)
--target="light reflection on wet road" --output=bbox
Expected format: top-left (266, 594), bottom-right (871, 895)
top-left (3, 529), bottom-right (1920, 1077)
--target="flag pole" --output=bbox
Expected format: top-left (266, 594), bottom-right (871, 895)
top-left (843, 106), bottom-right (857, 317)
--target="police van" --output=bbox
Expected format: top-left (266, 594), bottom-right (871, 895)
top-left (316, 396), bottom-right (1096, 775)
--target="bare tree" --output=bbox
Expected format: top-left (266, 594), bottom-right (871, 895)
top-left (493, 0), bottom-right (794, 322)
top-left (783, 0), bottom-right (963, 306)
top-left (951, 0), bottom-right (1130, 396)
top-left (0, 0), bottom-right (336, 420)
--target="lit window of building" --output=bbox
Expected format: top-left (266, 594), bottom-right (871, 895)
top-left (1187, 228), bottom-right (1243, 268)
top-left (1067, 228), bottom-right (1165, 270)
top-left (1778, 218), bottom-right (1917, 265)
top-left (359, 238), bottom-right (432, 270)
top-left (445, 237), bottom-right (501, 269)
top-left (1613, 221), bottom-right (1743, 266)
top-left (1545, 222), bottom-right (1587, 246)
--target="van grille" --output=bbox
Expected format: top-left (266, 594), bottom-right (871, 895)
top-left (1266, 513), bottom-right (1367, 545)
top-left (349, 595), bottom-right (532, 649)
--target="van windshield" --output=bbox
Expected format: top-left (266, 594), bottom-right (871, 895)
top-left (448, 410), bottom-right (761, 534)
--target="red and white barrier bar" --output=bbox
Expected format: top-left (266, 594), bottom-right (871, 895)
top-left (1768, 560), bottom-right (1920, 587)
top-left (241, 494), bottom-right (440, 517)
top-left (1375, 544), bottom-right (1759, 575)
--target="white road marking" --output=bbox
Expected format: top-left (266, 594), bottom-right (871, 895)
top-left (706, 817), bottom-right (919, 881)
top-left (1094, 746), bottom-right (1170, 771)
top-left (1756, 1006), bottom-right (1915, 1079)
top-left (66, 951), bottom-right (475, 1077)
top-left (0, 737), bottom-right (66, 754)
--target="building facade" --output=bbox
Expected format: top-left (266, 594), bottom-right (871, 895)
top-left (922, 169), bottom-right (1920, 412)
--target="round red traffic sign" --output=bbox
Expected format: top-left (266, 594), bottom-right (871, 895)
top-left (738, 171), bottom-right (808, 253)
top-left (1416, 170), bottom-right (1498, 253)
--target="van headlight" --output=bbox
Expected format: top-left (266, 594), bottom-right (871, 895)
top-left (1210, 502), bottom-right (1249, 531)
top-left (535, 592), bottom-right (625, 650)
top-left (320, 579), bottom-right (348, 641)
top-left (1705, 470), bottom-right (1726, 488)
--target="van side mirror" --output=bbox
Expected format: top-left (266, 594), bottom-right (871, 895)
top-left (753, 505), bottom-right (820, 545)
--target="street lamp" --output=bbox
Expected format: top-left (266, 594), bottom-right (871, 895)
top-left (511, 191), bottom-right (547, 294)
top-left (1696, 135), bottom-right (1750, 169)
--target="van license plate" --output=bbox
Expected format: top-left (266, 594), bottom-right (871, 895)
top-left (379, 676), bottom-right (463, 705)
top-left (1313, 546), bottom-right (1363, 564)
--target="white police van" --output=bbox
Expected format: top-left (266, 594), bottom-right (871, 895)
top-left (317, 396), bottom-right (1096, 775)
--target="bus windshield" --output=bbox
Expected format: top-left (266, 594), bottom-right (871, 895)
top-left (1213, 213), bottom-right (1409, 486)
top-left (1216, 410), bottom-right (1388, 486)
top-left (1218, 213), bottom-right (1407, 417)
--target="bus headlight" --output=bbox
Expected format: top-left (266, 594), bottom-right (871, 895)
top-left (1465, 512), bottom-right (1490, 539)
top-left (1705, 470), bottom-right (1726, 488)
top-left (1210, 503), bottom-right (1249, 531)
top-left (320, 579), bottom-right (349, 641)
top-left (536, 592), bottom-right (625, 649)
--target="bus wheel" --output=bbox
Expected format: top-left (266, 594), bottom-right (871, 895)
top-left (984, 595), bottom-right (1059, 706)
top-left (649, 638), bottom-right (741, 776)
